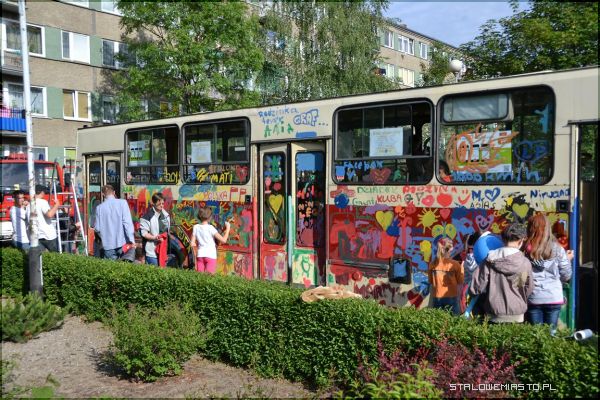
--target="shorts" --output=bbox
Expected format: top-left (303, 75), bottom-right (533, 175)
top-left (196, 257), bottom-right (217, 274)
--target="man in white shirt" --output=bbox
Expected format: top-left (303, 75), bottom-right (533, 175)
top-left (33, 185), bottom-right (60, 252)
top-left (9, 190), bottom-right (30, 250)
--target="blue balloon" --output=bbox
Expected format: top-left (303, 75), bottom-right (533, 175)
top-left (473, 233), bottom-right (504, 265)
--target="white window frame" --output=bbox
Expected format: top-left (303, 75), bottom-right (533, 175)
top-left (399, 36), bottom-right (414, 55)
top-left (32, 146), bottom-right (48, 161)
top-left (100, 0), bottom-right (122, 15)
top-left (5, 83), bottom-right (47, 117)
top-left (419, 42), bottom-right (429, 60)
top-left (63, 89), bottom-right (91, 121)
top-left (1, 19), bottom-right (45, 57)
top-left (61, 0), bottom-right (89, 8)
top-left (386, 63), bottom-right (395, 79)
top-left (102, 39), bottom-right (127, 69)
top-left (398, 68), bottom-right (415, 87)
top-left (61, 30), bottom-right (90, 64)
top-left (101, 95), bottom-right (119, 124)
top-left (383, 30), bottom-right (394, 48)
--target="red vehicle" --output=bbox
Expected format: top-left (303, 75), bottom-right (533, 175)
top-left (0, 153), bottom-right (70, 242)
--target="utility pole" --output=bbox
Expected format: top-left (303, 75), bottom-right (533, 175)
top-left (19, 0), bottom-right (43, 295)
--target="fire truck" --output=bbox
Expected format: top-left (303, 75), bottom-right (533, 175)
top-left (0, 152), bottom-right (70, 242)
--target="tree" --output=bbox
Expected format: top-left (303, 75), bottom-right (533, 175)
top-left (257, 1), bottom-right (395, 103)
top-left (417, 43), bottom-right (462, 87)
top-left (460, 1), bottom-right (598, 79)
top-left (111, 1), bottom-right (265, 120)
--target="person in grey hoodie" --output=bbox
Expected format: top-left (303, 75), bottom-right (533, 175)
top-left (524, 213), bottom-right (573, 334)
top-left (470, 223), bottom-right (534, 323)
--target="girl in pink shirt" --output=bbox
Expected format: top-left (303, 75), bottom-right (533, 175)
top-left (190, 206), bottom-right (230, 274)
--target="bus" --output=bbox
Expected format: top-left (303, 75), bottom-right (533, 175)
top-left (76, 67), bottom-right (598, 330)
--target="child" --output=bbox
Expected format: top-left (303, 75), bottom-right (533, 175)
top-left (190, 206), bottom-right (230, 274)
top-left (460, 232), bottom-right (481, 313)
top-left (470, 223), bottom-right (533, 323)
top-left (428, 238), bottom-right (464, 315)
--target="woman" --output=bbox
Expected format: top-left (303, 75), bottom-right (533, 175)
top-left (524, 213), bottom-right (573, 334)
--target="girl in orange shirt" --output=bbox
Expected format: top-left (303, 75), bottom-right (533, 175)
top-left (428, 238), bottom-right (464, 315)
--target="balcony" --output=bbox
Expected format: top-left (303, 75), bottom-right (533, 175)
top-left (0, 107), bottom-right (26, 135)
top-left (1, 50), bottom-right (23, 76)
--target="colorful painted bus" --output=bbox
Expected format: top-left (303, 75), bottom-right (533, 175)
top-left (77, 67), bottom-right (598, 329)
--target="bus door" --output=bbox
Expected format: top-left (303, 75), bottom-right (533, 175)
top-left (84, 153), bottom-right (122, 254)
top-left (258, 142), bottom-right (326, 287)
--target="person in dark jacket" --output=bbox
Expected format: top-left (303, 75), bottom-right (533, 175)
top-left (470, 223), bottom-right (533, 323)
top-left (139, 192), bottom-right (170, 266)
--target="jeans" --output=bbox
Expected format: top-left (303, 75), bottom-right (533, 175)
top-left (103, 247), bottom-right (123, 260)
top-left (432, 296), bottom-right (461, 315)
top-left (146, 256), bottom-right (158, 266)
top-left (528, 304), bottom-right (562, 334)
top-left (12, 240), bottom-right (30, 251)
top-left (39, 238), bottom-right (58, 252)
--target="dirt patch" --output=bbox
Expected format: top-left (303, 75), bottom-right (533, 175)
top-left (2, 315), bottom-right (322, 398)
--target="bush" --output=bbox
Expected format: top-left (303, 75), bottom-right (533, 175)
top-left (1, 248), bottom-right (598, 398)
top-left (109, 303), bottom-right (206, 382)
top-left (1, 247), bottom-right (27, 297)
top-left (1, 292), bottom-right (67, 343)
top-left (338, 364), bottom-right (442, 399)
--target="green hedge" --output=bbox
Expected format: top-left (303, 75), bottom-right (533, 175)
top-left (1, 247), bottom-right (27, 297)
top-left (1, 248), bottom-right (597, 398)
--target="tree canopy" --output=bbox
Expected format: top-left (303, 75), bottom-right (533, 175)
top-left (460, 1), bottom-right (598, 79)
top-left (257, 1), bottom-right (394, 103)
top-left (111, 1), bottom-right (264, 120)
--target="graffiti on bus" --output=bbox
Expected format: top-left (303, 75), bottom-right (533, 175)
top-left (257, 105), bottom-right (329, 139)
top-left (327, 184), bottom-right (570, 305)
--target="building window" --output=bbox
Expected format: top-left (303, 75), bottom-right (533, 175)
top-left (398, 68), bottom-right (415, 87)
top-left (102, 96), bottom-right (118, 123)
top-left (383, 30), bottom-right (394, 48)
top-left (385, 64), bottom-right (395, 79)
top-left (101, 0), bottom-right (121, 14)
top-left (61, 31), bottom-right (90, 63)
top-left (102, 40), bottom-right (127, 68)
top-left (399, 36), bottom-right (414, 55)
top-left (3, 20), bottom-right (45, 56)
top-left (5, 84), bottom-right (46, 116)
top-left (419, 42), bottom-right (429, 60)
top-left (63, 90), bottom-right (91, 120)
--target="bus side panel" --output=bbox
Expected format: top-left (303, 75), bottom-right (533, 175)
top-left (327, 184), bottom-right (571, 308)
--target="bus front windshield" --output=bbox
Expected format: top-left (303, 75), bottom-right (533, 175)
top-left (0, 163), bottom-right (60, 193)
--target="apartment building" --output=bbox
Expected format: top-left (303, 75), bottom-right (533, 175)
top-left (378, 21), bottom-right (459, 88)
top-left (1, 0), bottom-right (124, 164)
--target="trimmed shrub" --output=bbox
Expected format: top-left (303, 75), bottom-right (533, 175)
top-left (1, 248), bottom-right (598, 398)
top-left (109, 303), bottom-right (206, 382)
top-left (1, 292), bottom-right (67, 343)
top-left (1, 247), bottom-right (27, 297)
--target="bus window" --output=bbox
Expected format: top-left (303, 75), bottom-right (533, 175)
top-left (334, 102), bottom-right (432, 184)
top-left (183, 119), bottom-right (249, 184)
top-left (440, 86), bottom-right (554, 184)
top-left (125, 126), bottom-right (179, 184)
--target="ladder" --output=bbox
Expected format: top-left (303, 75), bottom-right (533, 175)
top-left (52, 179), bottom-right (88, 255)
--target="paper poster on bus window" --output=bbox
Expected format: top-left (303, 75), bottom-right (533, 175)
top-left (191, 141), bottom-right (212, 163)
top-left (456, 130), bottom-right (513, 173)
top-left (129, 140), bottom-right (150, 166)
top-left (369, 127), bottom-right (404, 157)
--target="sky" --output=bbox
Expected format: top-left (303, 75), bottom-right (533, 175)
top-left (387, 1), bottom-right (522, 47)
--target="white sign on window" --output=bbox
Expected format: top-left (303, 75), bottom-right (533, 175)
top-left (369, 127), bottom-right (404, 157)
top-left (191, 141), bottom-right (212, 163)
top-left (129, 140), bottom-right (150, 166)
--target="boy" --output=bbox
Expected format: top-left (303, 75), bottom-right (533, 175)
top-left (470, 223), bottom-right (533, 323)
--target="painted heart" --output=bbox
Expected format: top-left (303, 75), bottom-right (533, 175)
top-left (436, 193), bottom-right (453, 207)
top-left (369, 168), bottom-right (392, 184)
top-left (375, 210), bottom-right (394, 231)
top-left (484, 188), bottom-right (500, 202)
top-left (236, 166), bottom-right (248, 183)
top-left (445, 224), bottom-right (457, 239)
top-left (440, 208), bottom-right (452, 220)
top-left (513, 203), bottom-right (530, 219)
top-left (422, 195), bottom-right (435, 207)
top-left (268, 194), bottom-right (284, 214)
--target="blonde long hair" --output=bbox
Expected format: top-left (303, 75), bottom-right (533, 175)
top-left (429, 238), bottom-right (454, 269)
